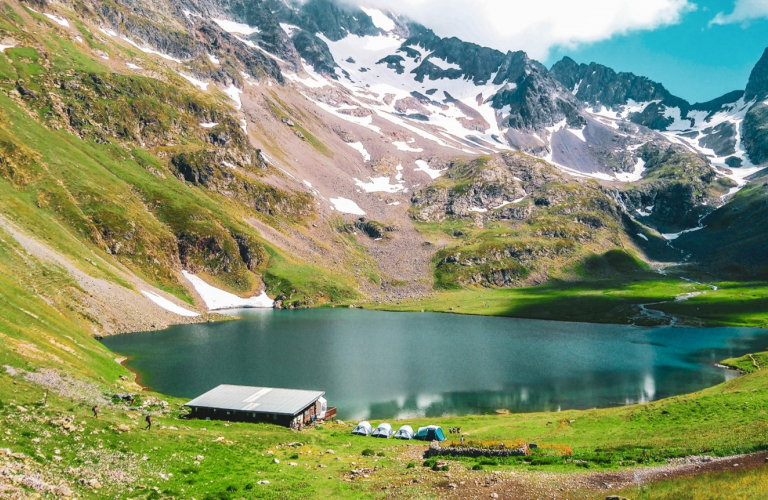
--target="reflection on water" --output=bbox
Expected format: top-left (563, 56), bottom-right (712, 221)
top-left (103, 309), bottom-right (762, 420)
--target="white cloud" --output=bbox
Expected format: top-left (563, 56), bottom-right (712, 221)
top-left (709, 0), bottom-right (768, 26)
top-left (348, 0), bottom-right (695, 59)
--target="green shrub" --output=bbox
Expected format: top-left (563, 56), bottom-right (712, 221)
top-left (406, 462), bottom-right (416, 469)
top-left (361, 449), bottom-right (374, 457)
top-left (472, 464), bottom-right (483, 471)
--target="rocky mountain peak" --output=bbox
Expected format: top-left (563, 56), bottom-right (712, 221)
top-left (745, 47), bottom-right (768, 100)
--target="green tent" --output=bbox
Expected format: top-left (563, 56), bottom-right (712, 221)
top-left (414, 425), bottom-right (445, 441)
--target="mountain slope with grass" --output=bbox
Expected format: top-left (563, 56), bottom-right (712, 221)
top-left (2, 0), bottom-right (768, 498)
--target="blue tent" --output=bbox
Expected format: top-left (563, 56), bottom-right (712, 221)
top-left (414, 425), bottom-right (445, 441)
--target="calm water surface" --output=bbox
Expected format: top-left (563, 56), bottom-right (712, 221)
top-left (102, 309), bottom-right (768, 420)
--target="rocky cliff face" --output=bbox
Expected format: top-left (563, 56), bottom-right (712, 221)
top-left (745, 48), bottom-right (768, 101)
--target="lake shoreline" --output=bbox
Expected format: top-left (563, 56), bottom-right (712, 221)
top-left (103, 308), bottom-right (766, 421)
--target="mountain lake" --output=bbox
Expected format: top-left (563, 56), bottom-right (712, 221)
top-left (102, 309), bottom-right (768, 420)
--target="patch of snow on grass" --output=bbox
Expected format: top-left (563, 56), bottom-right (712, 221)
top-left (0, 44), bottom-right (15, 52)
top-left (360, 7), bottom-right (396, 32)
top-left (223, 84), bottom-right (243, 110)
top-left (100, 28), bottom-right (118, 37)
top-left (44, 13), bottom-right (69, 27)
top-left (125, 63), bottom-right (141, 70)
top-left (468, 207), bottom-right (488, 213)
top-left (122, 37), bottom-right (182, 63)
top-left (182, 271), bottom-right (274, 310)
top-left (346, 142), bottom-right (371, 162)
top-left (208, 54), bottom-right (220, 65)
top-left (637, 233), bottom-right (649, 241)
top-left (141, 291), bottom-right (199, 317)
top-left (212, 18), bottom-right (260, 35)
top-left (179, 73), bottom-right (208, 91)
top-left (200, 122), bottom-right (218, 128)
top-left (414, 159), bottom-right (444, 180)
top-left (330, 197), bottom-right (366, 215)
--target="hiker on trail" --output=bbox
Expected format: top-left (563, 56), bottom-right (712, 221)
top-left (145, 414), bottom-right (152, 430)
top-left (92, 405), bottom-right (99, 418)
top-left (500, 442), bottom-right (505, 450)
top-left (460, 435), bottom-right (465, 445)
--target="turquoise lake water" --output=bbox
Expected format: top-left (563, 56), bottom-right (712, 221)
top-left (102, 309), bottom-right (768, 420)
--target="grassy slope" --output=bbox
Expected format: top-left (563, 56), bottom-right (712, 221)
top-left (0, 3), bottom-right (359, 306)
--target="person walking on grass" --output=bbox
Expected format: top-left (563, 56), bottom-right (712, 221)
top-left (145, 414), bottom-right (152, 431)
top-left (92, 405), bottom-right (99, 419)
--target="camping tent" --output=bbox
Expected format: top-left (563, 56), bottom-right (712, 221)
top-left (394, 425), bottom-right (414, 440)
top-left (414, 425), bottom-right (446, 441)
top-left (352, 421), bottom-right (373, 436)
top-left (372, 423), bottom-right (393, 438)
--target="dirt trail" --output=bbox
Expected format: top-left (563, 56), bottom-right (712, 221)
top-left (431, 451), bottom-right (768, 500)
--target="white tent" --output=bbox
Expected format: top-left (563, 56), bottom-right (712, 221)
top-left (372, 422), bottom-right (393, 438)
top-left (394, 425), bottom-right (414, 440)
top-left (352, 421), bottom-right (373, 436)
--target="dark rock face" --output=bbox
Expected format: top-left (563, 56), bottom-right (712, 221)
top-left (743, 102), bottom-right (768, 165)
top-left (291, 30), bottom-right (337, 75)
top-left (492, 68), bottom-right (585, 131)
top-left (549, 57), bottom-right (689, 131)
top-left (745, 47), bottom-right (768, 100)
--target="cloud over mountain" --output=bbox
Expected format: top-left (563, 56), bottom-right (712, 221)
top-left (709, 0), bottom-right (768, 26)
top-left (345, 0), bottom-right (695, 59)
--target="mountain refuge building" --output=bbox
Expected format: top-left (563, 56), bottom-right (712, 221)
top-left (185, 385), bottom-right (335, 427)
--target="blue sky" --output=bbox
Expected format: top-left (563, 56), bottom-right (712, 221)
top-left (547, 0), bottom-right (768, 103)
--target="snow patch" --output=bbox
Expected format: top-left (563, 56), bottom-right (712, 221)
top-left (199, 122), bottom-right (218, 128)
top-left (428, 56), bottom-right (461, 72)
top-left (393, 141), bottom-right (423, 152)
top-left (346, 142), bottom-right (371, 162)
top-left (280, 23), bottom-right (300, 36)
top-left (468, 207), bottom-right (488, 213)
top-left (354, 169), bottom-right (405, 193)
top-left (178, 73), bottom-right (208, 91)
top-left (212, 18), bottom-right (260, 35)
top-left (125, 62), bottom-right (141, 70)
top-left (122, 37), bottom-right (182, 63)
top-left (414, 159), bottom-right (444, 180)
top-left (330, 197), bottom-right (366, 215)
top-left (141, 291), bottom-right (199, 317)
top-left (0, 44), bottom-right (15, 52)
top-left (360, 7), bottom-right (396, 32)
top-left (44, 13), bottom-right (69, 28)
top-left (223, 84), bottom-right (243, 110)
top-left (182, 271), bottom-right (274, 310)
top-left (614, 158), bottom-right (646, 183)
top-left (567, 127), bottom-right (586, 142)
top-left (208, 54), bottom-right (220, 65)
top-left (637, 233), bottom-right (649, 241)
top-left (662, 226), bottom-right (704, 241)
